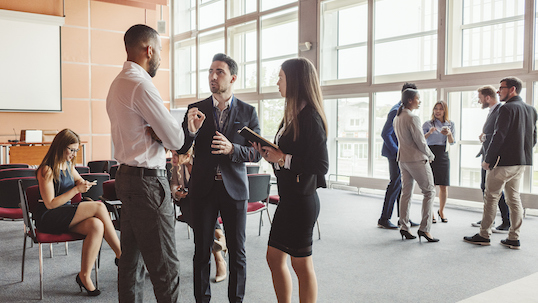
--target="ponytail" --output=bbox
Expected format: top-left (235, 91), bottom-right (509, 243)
top-left (396, 104), bottom-right (405, 116)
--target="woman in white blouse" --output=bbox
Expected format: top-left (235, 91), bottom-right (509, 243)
top-left (423, 101), bottom-right (455, 223)
top-left (393, 88), bottom-right (439, 243)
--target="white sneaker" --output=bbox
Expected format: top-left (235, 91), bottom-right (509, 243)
top-left (471, 221), bottom-right (481, 227)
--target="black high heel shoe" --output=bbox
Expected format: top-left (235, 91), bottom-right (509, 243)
top-left (438, 210), bottom-right (448, 223)
top-left (115, 257), bottom-right (119, 266)
top-left (76, 274), bottom-right (101, 296)
top-left (417, 230), bottom-right (439, 243)
top-left (399, 229), bottom-right (416, 240)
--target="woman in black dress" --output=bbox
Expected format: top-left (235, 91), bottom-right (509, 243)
top-left (34, 129), bottom-right (121, 296)
top-left (253, 58), bottom-right (328, 303)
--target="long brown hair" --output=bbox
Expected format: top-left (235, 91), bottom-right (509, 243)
top-left (280, 58), bottom-right (328, 140)
top-left (37, 129), bottom-right (80, 182)
top-left (430, 101), bottom-right (449, 123)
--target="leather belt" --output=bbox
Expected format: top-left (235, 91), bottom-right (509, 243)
top-left (119, 165), bottom-right (167, 177)
top-left (214, 174), bottom-right (223, 181)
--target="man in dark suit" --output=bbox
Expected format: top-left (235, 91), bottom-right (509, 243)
top-left (470, 85), bottom-right (510, 232)
top-left (179, 53), bottom-right (261, 302)
top-left (464, 77), bottom-right (537, 249)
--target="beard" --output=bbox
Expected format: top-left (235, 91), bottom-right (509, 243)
top-left (481, 102), bottom-right (489, 109)
top-left (209, 82), bottom-right (227, 94)
top-left (148, 56), bottom-right (160, 78)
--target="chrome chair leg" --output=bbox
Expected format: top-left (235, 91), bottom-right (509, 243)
top-left (39, 243), bottom-right (44, 300)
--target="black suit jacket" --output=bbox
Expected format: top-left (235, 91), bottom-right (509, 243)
top-left (477, 103), bottom-right (502, 158)
top-left (179, 96), bottom-right (262, 201)
top-left (485, 95), bottom-right (537, 167)
top-left (274, 106), bottom-right (328, 196)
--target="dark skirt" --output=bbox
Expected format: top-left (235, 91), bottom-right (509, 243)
top-left (429, 145), bottom-right (450, 186)
top-left (268, 191), bottom-right (320, 258)
top-left (35, 203), bottom-right (78, 234)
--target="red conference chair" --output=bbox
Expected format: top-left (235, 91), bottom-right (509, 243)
top-left (99, 179), bottom-right (121, 231)
top-left (217, 174), bottom-right (272, 236)
top-left (0, 168), bottom-right (36, 180)
top-left (0, 163), bottom-right (30, 170)
top-left (79, 173), bottom-right (110, 201)
top-left (0, 177), bottom-right (38, 220)
top-left (20, 183), bottom-right (99, 300)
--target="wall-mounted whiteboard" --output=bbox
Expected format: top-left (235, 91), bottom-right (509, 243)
top-left (0, 9), bottom-right (64, 112)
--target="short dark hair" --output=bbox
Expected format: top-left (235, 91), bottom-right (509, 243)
top-left (500, 76), bottom-right (523, 95)
top-left (124, 24), bottom-right (159, 52)
top-left (401, 82), bottom-right (417, 92)
top-left (212, 53), bottom-right (238, 76)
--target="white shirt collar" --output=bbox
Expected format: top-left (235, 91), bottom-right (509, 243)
top-left (123, 61), bottom-right (152, 81)
top-left (212, 94), bottom-right (234, 110)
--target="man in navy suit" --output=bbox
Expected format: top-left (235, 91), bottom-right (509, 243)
top-left (470, 85), bottom-right (510, 232)
top-left (378, 82), bottom-right (419, 229)
top-left (179, 53), bottom-right (261, 302)
top-left (464, 77), bottom-right (537, 249)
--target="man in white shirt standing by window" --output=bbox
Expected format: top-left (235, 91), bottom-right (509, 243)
top-left (107, 24), bottom-right (184, 302)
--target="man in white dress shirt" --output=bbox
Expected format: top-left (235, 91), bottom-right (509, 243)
top-left (107, 24), bottom-right (184, 303)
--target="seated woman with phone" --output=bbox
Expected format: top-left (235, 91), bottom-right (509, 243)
top-left (34, 129), bottom-right (121, 296)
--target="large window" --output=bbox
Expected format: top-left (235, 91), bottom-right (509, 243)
top-left (334, 97), bottom-right (369, 177)
top-left (373, 0), bottom-right (437, 83)
top-left (320, 0), bottom-right (368, 85)
top-left (261, 8), bottom-right (298, 92)
top-left (173, 0), bottom-right (538, 194)
top-left (448, 0), bottom-right (525, 74)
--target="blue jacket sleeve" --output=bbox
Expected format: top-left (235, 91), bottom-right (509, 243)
top-left (381, 109), bottom-right (398, 158)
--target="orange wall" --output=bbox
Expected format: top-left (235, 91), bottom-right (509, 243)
top-left (0, 0), bottom-right (171, 163)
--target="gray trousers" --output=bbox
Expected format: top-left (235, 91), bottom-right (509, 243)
top-left (480, 165), bottom-right (525, 240)
top-left (116, 168), bottom-right (180, 303)
top-left (398, 160), bottom-right (436, 233)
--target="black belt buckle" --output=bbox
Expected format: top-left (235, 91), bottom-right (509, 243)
top-left (120, 165), bottom-right (166, 177)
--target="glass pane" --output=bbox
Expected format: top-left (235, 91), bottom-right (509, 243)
top-left (261, 8), bottom-right (298, 91)
top-left (451, 91), bottom-right (487, 142)
top-left (199, 0), bottom-right (224, 30)
top-left (374, 35), bottom-right (437, 77)
top-left (174, 0), bottom-right (196, 34)
top-left (174, 38), bottom-right (196, 98)
top-left (460, 144), bottom-right (483, 188)
top-left (228, 0), bottom-right (256, 19)
top-left (320, 1), bottom-right (367, 83)
top-left (373, 91), bottom-right (401, 178)
top-left (337, 47), bottom-right (367, 80)
top-left (198, 30), bottom-right (224, 95)
top-left (462, 21), bottom-right (524, 67)
top-left (463, 0), bottom-right (524, 24)
top-left (374, 0), bottom-right (437, 40)
top-left (337, 97), bottom-right (369, 177)
top-left (260, 98), bottom-right (285, 175)
top-left (261, 0), bottom-right (296, 12)
top-left (228, 21), bottom-right (257, 92)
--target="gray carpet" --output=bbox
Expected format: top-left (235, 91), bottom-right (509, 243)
top-left (1, 188), bottom-right (538, 302)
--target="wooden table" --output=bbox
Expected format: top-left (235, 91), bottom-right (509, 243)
top-left (0, 142), bottom-right (86, 165)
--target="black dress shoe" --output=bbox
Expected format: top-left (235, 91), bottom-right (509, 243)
top-left (378, 219), bottom-right (398, 229)
top-left (500, 239), bottom-right (520, 249)
top-left (463, 233), bottom-right (490, 246)
top-left (409, 220), bottom-right (419, 227)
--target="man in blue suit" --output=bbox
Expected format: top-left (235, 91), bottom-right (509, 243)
top-left (378, 83), bottom-right (419, 229)
top-left (179, 53), bottom-right (261, 302)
